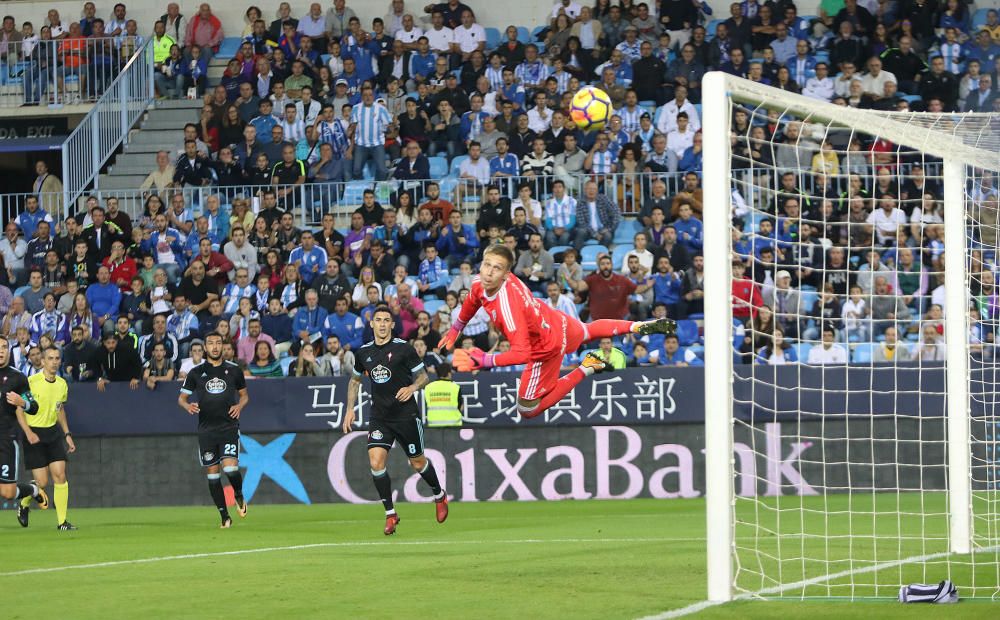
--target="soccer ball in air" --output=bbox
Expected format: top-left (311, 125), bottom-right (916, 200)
top-left (570, 86), bottom-right (612, 132)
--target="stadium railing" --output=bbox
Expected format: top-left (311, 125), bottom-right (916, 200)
top-left (58, 38), bottom-right (154, 219)
top-left (0, 37), bottom-right (146, 108)
top-left (4, 161), bottom-right (941, 231)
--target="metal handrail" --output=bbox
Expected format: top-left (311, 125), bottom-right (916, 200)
top-left (59, 37), bottom-right (154, 217)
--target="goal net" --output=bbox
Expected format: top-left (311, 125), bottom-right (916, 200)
top-left (701, 72), bottom-right (1000, 602)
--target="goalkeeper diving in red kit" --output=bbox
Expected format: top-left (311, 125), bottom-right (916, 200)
top-left (438, 245), bottom-right (675, 419)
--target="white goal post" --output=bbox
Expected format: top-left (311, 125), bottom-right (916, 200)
top-left (702, 71), bottom-right (1000, 602)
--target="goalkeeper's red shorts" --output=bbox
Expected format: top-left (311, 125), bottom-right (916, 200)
top-left (518, 315), bottom-right (588, 401)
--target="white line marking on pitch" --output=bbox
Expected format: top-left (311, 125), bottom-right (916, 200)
top-left (0, 537), bottom-right (698, 577)
top-left (636, 544), bottom-right (1000, 619)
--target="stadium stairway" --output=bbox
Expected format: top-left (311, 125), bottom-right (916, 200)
top-left (97, 98), bottom-right (204, 192)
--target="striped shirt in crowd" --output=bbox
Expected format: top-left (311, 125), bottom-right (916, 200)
top-left (350, 103), bottom-right (393, 147)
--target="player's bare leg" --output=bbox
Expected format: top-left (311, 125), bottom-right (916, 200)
top-left (205, 464), bottom-right (232, 528)
top-left (222, 458), bottom-right (247, 518)
top-left (409, 455), bottom-right (447, 523)
top-left (369, 447), bottom-right (399, 535)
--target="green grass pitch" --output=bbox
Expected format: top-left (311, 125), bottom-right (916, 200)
top-left (1, 497), bottom-right (997, 619)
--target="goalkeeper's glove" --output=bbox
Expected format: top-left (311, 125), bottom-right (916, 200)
top-left (452, 347), bottom-right (496, 372)
top-left (438, 318), bottom-right (466, 352)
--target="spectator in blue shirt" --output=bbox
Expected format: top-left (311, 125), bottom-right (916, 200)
top-left (291, 289), bottom-right (328, 344)
top-left (417, 242), bottom-right (450, 298)
top-left (660, 333), bottom-right (704, 366)
top-left (86, 265), bottom-right (122, 335)
top-left (16, 196), bottom-right (53, 240)
top-left (460, 93), bottom-right (491, 143)
top-left (436, 210), bottom-right (480, 268)
top-left (498, 68), bottom-right (526, 112)
top-left (250, 99), bottom-right (281, 144)
top-left (489, 137), bottom-right (520, 179)
top-left (142, 214), bottom-right (186, 281)
top-left (673, 202), bottom-right (703, 253)
top-left (371, 209), bottom-right (407, 268)
top-left (651, 259), bottom-right (682, 318)
top-left (408, 37), bottom-right (437, 86)
top-left (323, 296), bottom-right (364, 351)
top-left (288, 231), bottom-right (329, 285)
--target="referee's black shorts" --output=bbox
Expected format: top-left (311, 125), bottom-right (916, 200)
top-left (23, 426), bottom-right (68, 471)
top-left (367, 417), bottom-right (425, 458)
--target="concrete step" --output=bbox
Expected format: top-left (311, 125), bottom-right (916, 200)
top-left (126, 142), bottom-right (177, 155)
top-left (207, 66), bottom-right (226, 80)
top-left (109, 162), bottom-right (160, 176)
top-left (129, 128), bottom-right (182, 144)
top-left (97, 174), bottom-right (148, 189)
top-left (147, 108), bottom-right (200, 124)
top-left (112, 151), bottom-right (158, 168)
top-left (153, 98), bottom-right (204, 110)
top-left (141, 118), bottom-right (199, 131)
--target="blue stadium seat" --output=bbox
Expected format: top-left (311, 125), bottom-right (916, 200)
top-left (449, 155), bottom-right (468, 175)
top-left (428, 156), bottom-right (448, 178)
top-left (485, 27), bottom-right (501, 49)
top-left (973, 8), bottom-right (991, 29)
top-left (424, 299), bottom-right (445, 316)
top-left (438, 177), bottom-right (459, 196)
top-left (676, 320), bottom-right (700, 346)
top-left (320, 53), bottom-right (331, 65)
top-left (707, 19), bottom-right (724, 37)
top-left (613, 218), bottom-right (642, 244)
top-left (793, 343), bottom-right (812, 363)
top-left (280, 357), bottom-right (296, 376)
top-left (580, 245), bottom-right (608, 271)
top-left (852, 343), bottom-right (875, 364)
top-left (531, 26), bottom-right (547, 41)
top-left (549, 245), bottom-right (572, 262)
top-left (800, 289), bottom-right (818, 314)
top-left (611, 244), bottom-right (633, 270)
top-left (516, 26), bottom-right (531, 43)
top-left (342, 181), bottom-right (370, 205)
top-left (216, 37), bottom-right (242, 60)
top-left (536, 42), bottom-right (546, 54)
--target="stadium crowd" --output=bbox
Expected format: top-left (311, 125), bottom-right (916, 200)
top-left (3, 0), bottom-right (1000, 381)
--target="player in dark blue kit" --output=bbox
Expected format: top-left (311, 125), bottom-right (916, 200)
top-left (342, 305), bottom-right (448, 535)
top-left (178, 332), bottom-right (250, 528)
top-left (0, 339), bottom-right (49, 517)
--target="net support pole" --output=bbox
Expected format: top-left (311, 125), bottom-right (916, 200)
top-left (943, 158), bottom-right (972, 555)
top-left (702, 71), bottom-right (735, 602)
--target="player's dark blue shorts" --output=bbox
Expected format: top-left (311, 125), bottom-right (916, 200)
top-left (198, 429), bottom-right (240, 467)
top-left (0, 438), bottom-right (19, 483)
top-left (367, 417), bottom-right (424, 458)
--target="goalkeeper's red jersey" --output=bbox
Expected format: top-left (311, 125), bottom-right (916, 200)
top-left (457, 275), bottom-right (572, 365)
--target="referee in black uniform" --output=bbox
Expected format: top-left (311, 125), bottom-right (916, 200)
top-left (179, 332), bottom-right (249, 528)
top-left (343, 304), bottom-right (448, 535)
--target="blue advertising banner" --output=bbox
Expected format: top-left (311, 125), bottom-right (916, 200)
top-left (68, 367), bottom-right (706, 437)
top-left (60, 364), bottom-right (981, 438)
